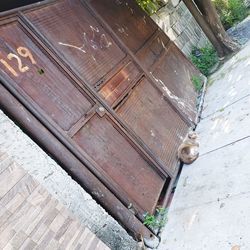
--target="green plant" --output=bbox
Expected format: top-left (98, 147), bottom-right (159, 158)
top-left (190, 45), bottom-right (219, 76)
top-left (213, 0), bottom-right (248, 29)
top-left (143, 207), bottom-right (168, 229)
top-left (143, 213), bottom-right (158, 227)
top-left (191, 75), bottom-right (203, 92)
top-left (135, 0), bottom-right (164, 15)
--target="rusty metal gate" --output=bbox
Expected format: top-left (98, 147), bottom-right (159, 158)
top-left (0, 0), bottom-right (200, 240)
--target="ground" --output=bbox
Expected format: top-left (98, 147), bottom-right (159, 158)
top-left (158, 20), bottom-right (250, 250)
top-left (228, 16), bottom-right (250, 45)
top-left (0, 153), bottom-right (110, 249)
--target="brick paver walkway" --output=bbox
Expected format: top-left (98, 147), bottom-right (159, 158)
top-left (0, 152), bottom-right (110, 250)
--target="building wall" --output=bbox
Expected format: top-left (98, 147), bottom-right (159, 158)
top-left (151, 0), bottom-right (209, 56)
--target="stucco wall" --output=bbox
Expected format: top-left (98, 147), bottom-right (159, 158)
top-left (151, 0), bottom-right (209, 56)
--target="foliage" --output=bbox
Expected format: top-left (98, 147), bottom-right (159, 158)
top-left (143, 207), bottom-right (168, 229)
top-left (213, 0), bottom-right (248, 29)
top-left (190, 45), bottom-right (219, 76)
top-left (135, 0), bottom-right (164, 15)
top-left (191, 75), bottom-right (203, 92)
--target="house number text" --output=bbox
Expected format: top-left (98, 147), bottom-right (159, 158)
top-left (0, 47), bottom-right (37, 77)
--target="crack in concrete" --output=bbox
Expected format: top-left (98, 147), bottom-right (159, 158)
top-left (172, 189), bottom-right (250, 213)
top-left (201, 93), bottom-right (250, 120)
top-left (200, 135), bottom-right (250, 157)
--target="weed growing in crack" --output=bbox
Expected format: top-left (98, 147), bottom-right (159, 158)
top-left (191, 75), bottom-right (203, 92)
top-left (143, 207), bottom-right (168, 229)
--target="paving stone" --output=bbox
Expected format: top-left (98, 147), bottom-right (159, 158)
top-left (0, 156), bottom-right (110, 249)
top-left (19, 238), bottom-right (37, 250)
top-left (4, 230), bottom-right (28, 250)
top-left (0, 163), bottom-right (26, 198)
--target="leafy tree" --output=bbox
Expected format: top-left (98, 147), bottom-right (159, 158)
top-left (183, 0), bottom-right (240, 58)
top-left (135, 0), bottom-right (164, 15)
top-left (213, 0), bottom-right (248, 29)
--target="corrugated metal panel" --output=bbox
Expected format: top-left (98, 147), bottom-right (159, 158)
top-left (88, 0), bottom-right (157, 53)
top-left (150, 44), bottom-right (199, 122)
top-left (117, 77), bottom-right (188, 175)
top-left (25, 0), bottom-right (126, 86)
top-left (73, 113), bottom-right (165, 214)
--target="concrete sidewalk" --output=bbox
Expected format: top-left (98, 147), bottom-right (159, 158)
top-left (158, 42), bottom-right (250, 250)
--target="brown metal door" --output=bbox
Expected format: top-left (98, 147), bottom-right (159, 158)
top-left (23, 0), bottom-right (199, 175)
top-left (0, 16), bottom-right (165, 216)
top-left (0, 0), bottom-right (200, 239)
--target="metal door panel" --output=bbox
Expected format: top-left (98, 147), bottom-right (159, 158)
top-left (99, 61), bottom-right (141, 106)
top-left (117, 78), bottom-right (188, 175)
top-left (25, 0), bottom-right (126, 86)
top-left (73, 113), bottom-right (165, 214)
top-left (88, 0), bottom-right (157, 53)
top-left (150, 44), bottom-right (199, 122)
top-left (0, 22), bottom-right (93, 131)
top-left (136, 31), bottom-right (170, 70)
